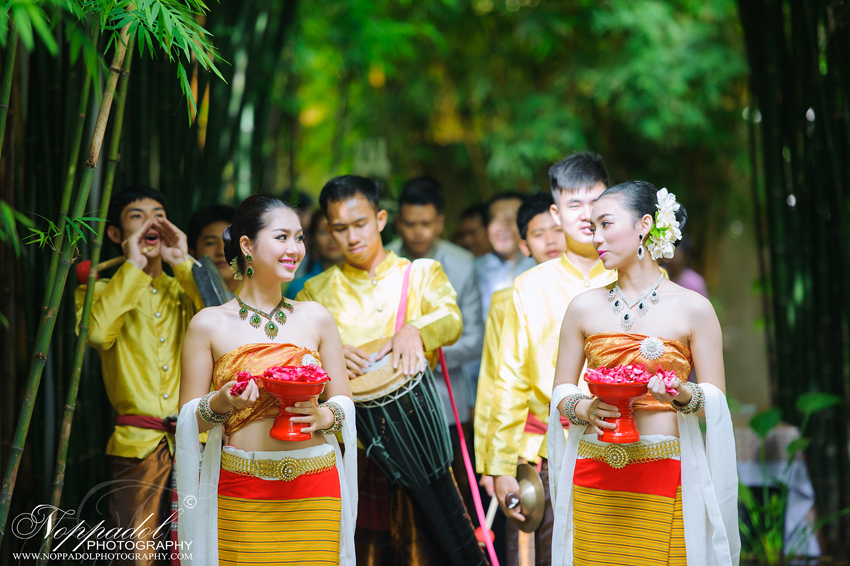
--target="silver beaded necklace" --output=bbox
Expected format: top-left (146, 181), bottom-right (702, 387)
top-left (607, 273), bottom-right (664, 331)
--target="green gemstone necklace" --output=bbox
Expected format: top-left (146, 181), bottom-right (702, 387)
top-left (235, 295), bottom-right (294, 340)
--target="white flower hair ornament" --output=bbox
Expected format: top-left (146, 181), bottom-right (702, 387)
top-left (645, 188), bottom-right (683, 260)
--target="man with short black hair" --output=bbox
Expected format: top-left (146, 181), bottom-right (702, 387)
top-left (386, 176), bottom-right (484, 514)
top-left (474, 192), bottom-right (536, 319)
top-left (76, 186), bottom-right (204, 566)
top-left (387, 176), bottom-right (483, 429)
top-left (297, 175), bottom-right (483, 566)
top-left (455, 204), bottom-right (492, 257)
top-left (187, 204), bottom-right (237, 293)
top-left (481, 153), bottom-right (617, 566)
top-left (474, 192), bottom-right (566, 565)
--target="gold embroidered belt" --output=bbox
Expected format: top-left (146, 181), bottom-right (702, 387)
top-left (578, 439), bottom-right (680, 470)
top-left (221, 450), bottom-right (336, 481)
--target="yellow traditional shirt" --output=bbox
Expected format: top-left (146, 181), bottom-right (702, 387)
top-left (75, 259), bottom-right (204, 459)
top-left (482, 254), bottom-right (616, 476)
top-left (296, 251), bottom-right (462, 367)
top-left (474, 287), bottom-right (545, 472)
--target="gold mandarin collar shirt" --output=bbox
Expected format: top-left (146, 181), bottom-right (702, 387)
top-left (75, 259), bottom-right (204, 459)
top-left (296, 251), bottom-right (462, 366)
top-left (474, 286), bottom-right (545, 471)
top-left (482, 254), bottom-right (617, 476)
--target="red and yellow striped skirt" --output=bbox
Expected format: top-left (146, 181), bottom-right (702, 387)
top-left (572, 435), bottom-right (686, 566)
top-left (218, 444), bottom-right (342, 566)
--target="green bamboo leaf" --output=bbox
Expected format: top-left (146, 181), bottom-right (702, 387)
top-left (25, 4), bottom-right (58, 55)
top-left (0, 310), bottom-right (8, 330)
top-left (12, 6), bottom-right (34, 50)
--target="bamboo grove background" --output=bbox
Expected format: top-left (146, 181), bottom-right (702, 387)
top-left (0, 0), bottom-right (848, 560)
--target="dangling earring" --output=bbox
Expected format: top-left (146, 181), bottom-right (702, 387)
top-left (246, 254), bottom-right (255, 279)
top-left (637, 234), bottom-right (645, 260)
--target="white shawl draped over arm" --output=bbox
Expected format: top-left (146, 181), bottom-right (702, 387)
top-left (175, 395), bottom-right (358, 566)
top-left (547, 383), bottom-right (740, 566)
top-left (176, 398), bottom-right (222, 566)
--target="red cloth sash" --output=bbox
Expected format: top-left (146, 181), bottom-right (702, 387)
top-left (523, 412), bottom-right (570, 435)
top-left (115, 414), bottom-right (176, 434)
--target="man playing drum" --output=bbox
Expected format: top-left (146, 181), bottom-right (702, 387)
top-left (297, 175), bottom-right (485, 566)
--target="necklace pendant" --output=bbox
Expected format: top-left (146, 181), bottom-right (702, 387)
top-left (637, 302), bottom-right (649, 318)
top-left (620, 311), bottom-right (634, 332)
top-left (650, 290), bottom-right (660, 305)
top-left (265, 321), bottom-right (278, 340)
top-left (239, 307), bottom-right (248, 321)
top-left (249, 313), bottom-right (262, 329)
top-left (282, 301), bottom-right (294, 314)
top-left (608, 288), bottom-right (616, 302)
top-left (275, 310), bottom-right (287, 324)
top-left (612, 299), bottom-right (624, 315)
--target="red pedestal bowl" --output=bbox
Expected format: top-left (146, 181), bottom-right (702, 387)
top-left (262, 376), bottom-right (330, 441)
top-left (586, 381), bottom-right (648, 444)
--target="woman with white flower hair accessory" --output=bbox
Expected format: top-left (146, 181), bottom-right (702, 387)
top-left (548, 180), bottom-right (740, 566)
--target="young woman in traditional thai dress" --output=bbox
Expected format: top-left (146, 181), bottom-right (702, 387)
top-left (548, 181), bottom-right (739, 566)
top-left (176, 194), bottom-right (356, 566)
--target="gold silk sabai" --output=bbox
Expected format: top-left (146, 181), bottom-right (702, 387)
top-left (482, 255), bottom-right (616, 476)
top-left (584, 332), bottom-right (693, 412)
top-left (296, 251), bottom-right (462, 367)
top-left (75, 259), bottom-right (204, 458)
top-left (212, 343), bottom-right (322, 437)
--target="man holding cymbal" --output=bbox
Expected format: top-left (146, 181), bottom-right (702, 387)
top-left (297, 175), bottom-right (486, 566)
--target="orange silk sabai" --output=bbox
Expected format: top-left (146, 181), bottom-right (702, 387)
top-left (584, 332), bottom-right (692, 412)
top-left (213, 343), bottom-right (322, 436)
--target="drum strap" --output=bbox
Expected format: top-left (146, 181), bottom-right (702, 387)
top-left (438, 348), bottom-right (501, 566)
top-left (395, 263), bottom-right (413, 332)
top-left (398, 261), bottom-right (500, 565)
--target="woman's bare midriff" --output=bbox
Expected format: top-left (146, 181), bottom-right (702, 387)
top-left (634, 410), bottom-right (680, 438)
top-left (227, 418), bottom-right (327, 452)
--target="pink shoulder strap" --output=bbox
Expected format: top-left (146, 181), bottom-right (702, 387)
top-left (395, 263), bottom-right (413, 332)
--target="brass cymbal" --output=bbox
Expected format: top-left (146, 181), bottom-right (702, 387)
top-left (511, 463), bottom-right (545, 533)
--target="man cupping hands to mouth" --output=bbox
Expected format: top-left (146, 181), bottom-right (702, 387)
top-left (115, 195), bottom-right (191, 275)
top-left (75, 186), bottom-right (205, 555)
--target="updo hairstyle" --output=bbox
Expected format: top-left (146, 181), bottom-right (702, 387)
top-left (223, 194), bottom-right (297, 275)
top-left (598, 180), bottom-right (688, 245)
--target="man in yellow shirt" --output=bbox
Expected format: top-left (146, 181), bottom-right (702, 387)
top-left (482, 153), bottom-right (617, 565)
top-left (475, 193), bottom-right (566, 477)
top-left (296, 175), bottom-right (481, 566)
top-left (475, 193), bottom-right (566, 565)
top-left (75, 187), bottom-right (204, 565)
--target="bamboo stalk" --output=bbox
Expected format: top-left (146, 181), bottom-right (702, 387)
top-left (0, 23), bottom-right (19, 161)
top-left (0, 22), bottom-right (132, 543)
top-left (42, 29), bottom-right (97, 310)
top-left (37, 45), bottom-right (134, 563)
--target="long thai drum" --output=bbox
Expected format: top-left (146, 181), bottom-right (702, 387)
top-left (351, 336), bottom-right (488, 566)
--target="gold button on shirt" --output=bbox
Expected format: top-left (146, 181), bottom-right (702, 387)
top-left (482, 254), bottom-right (617, 476)
top-left (75, 259), bottom-right (204, 459)
top-left (296, 251), bottom-right (462, 367)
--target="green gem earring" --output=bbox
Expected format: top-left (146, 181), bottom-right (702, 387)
top-left (246, 254), bottom-right (254, 279)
